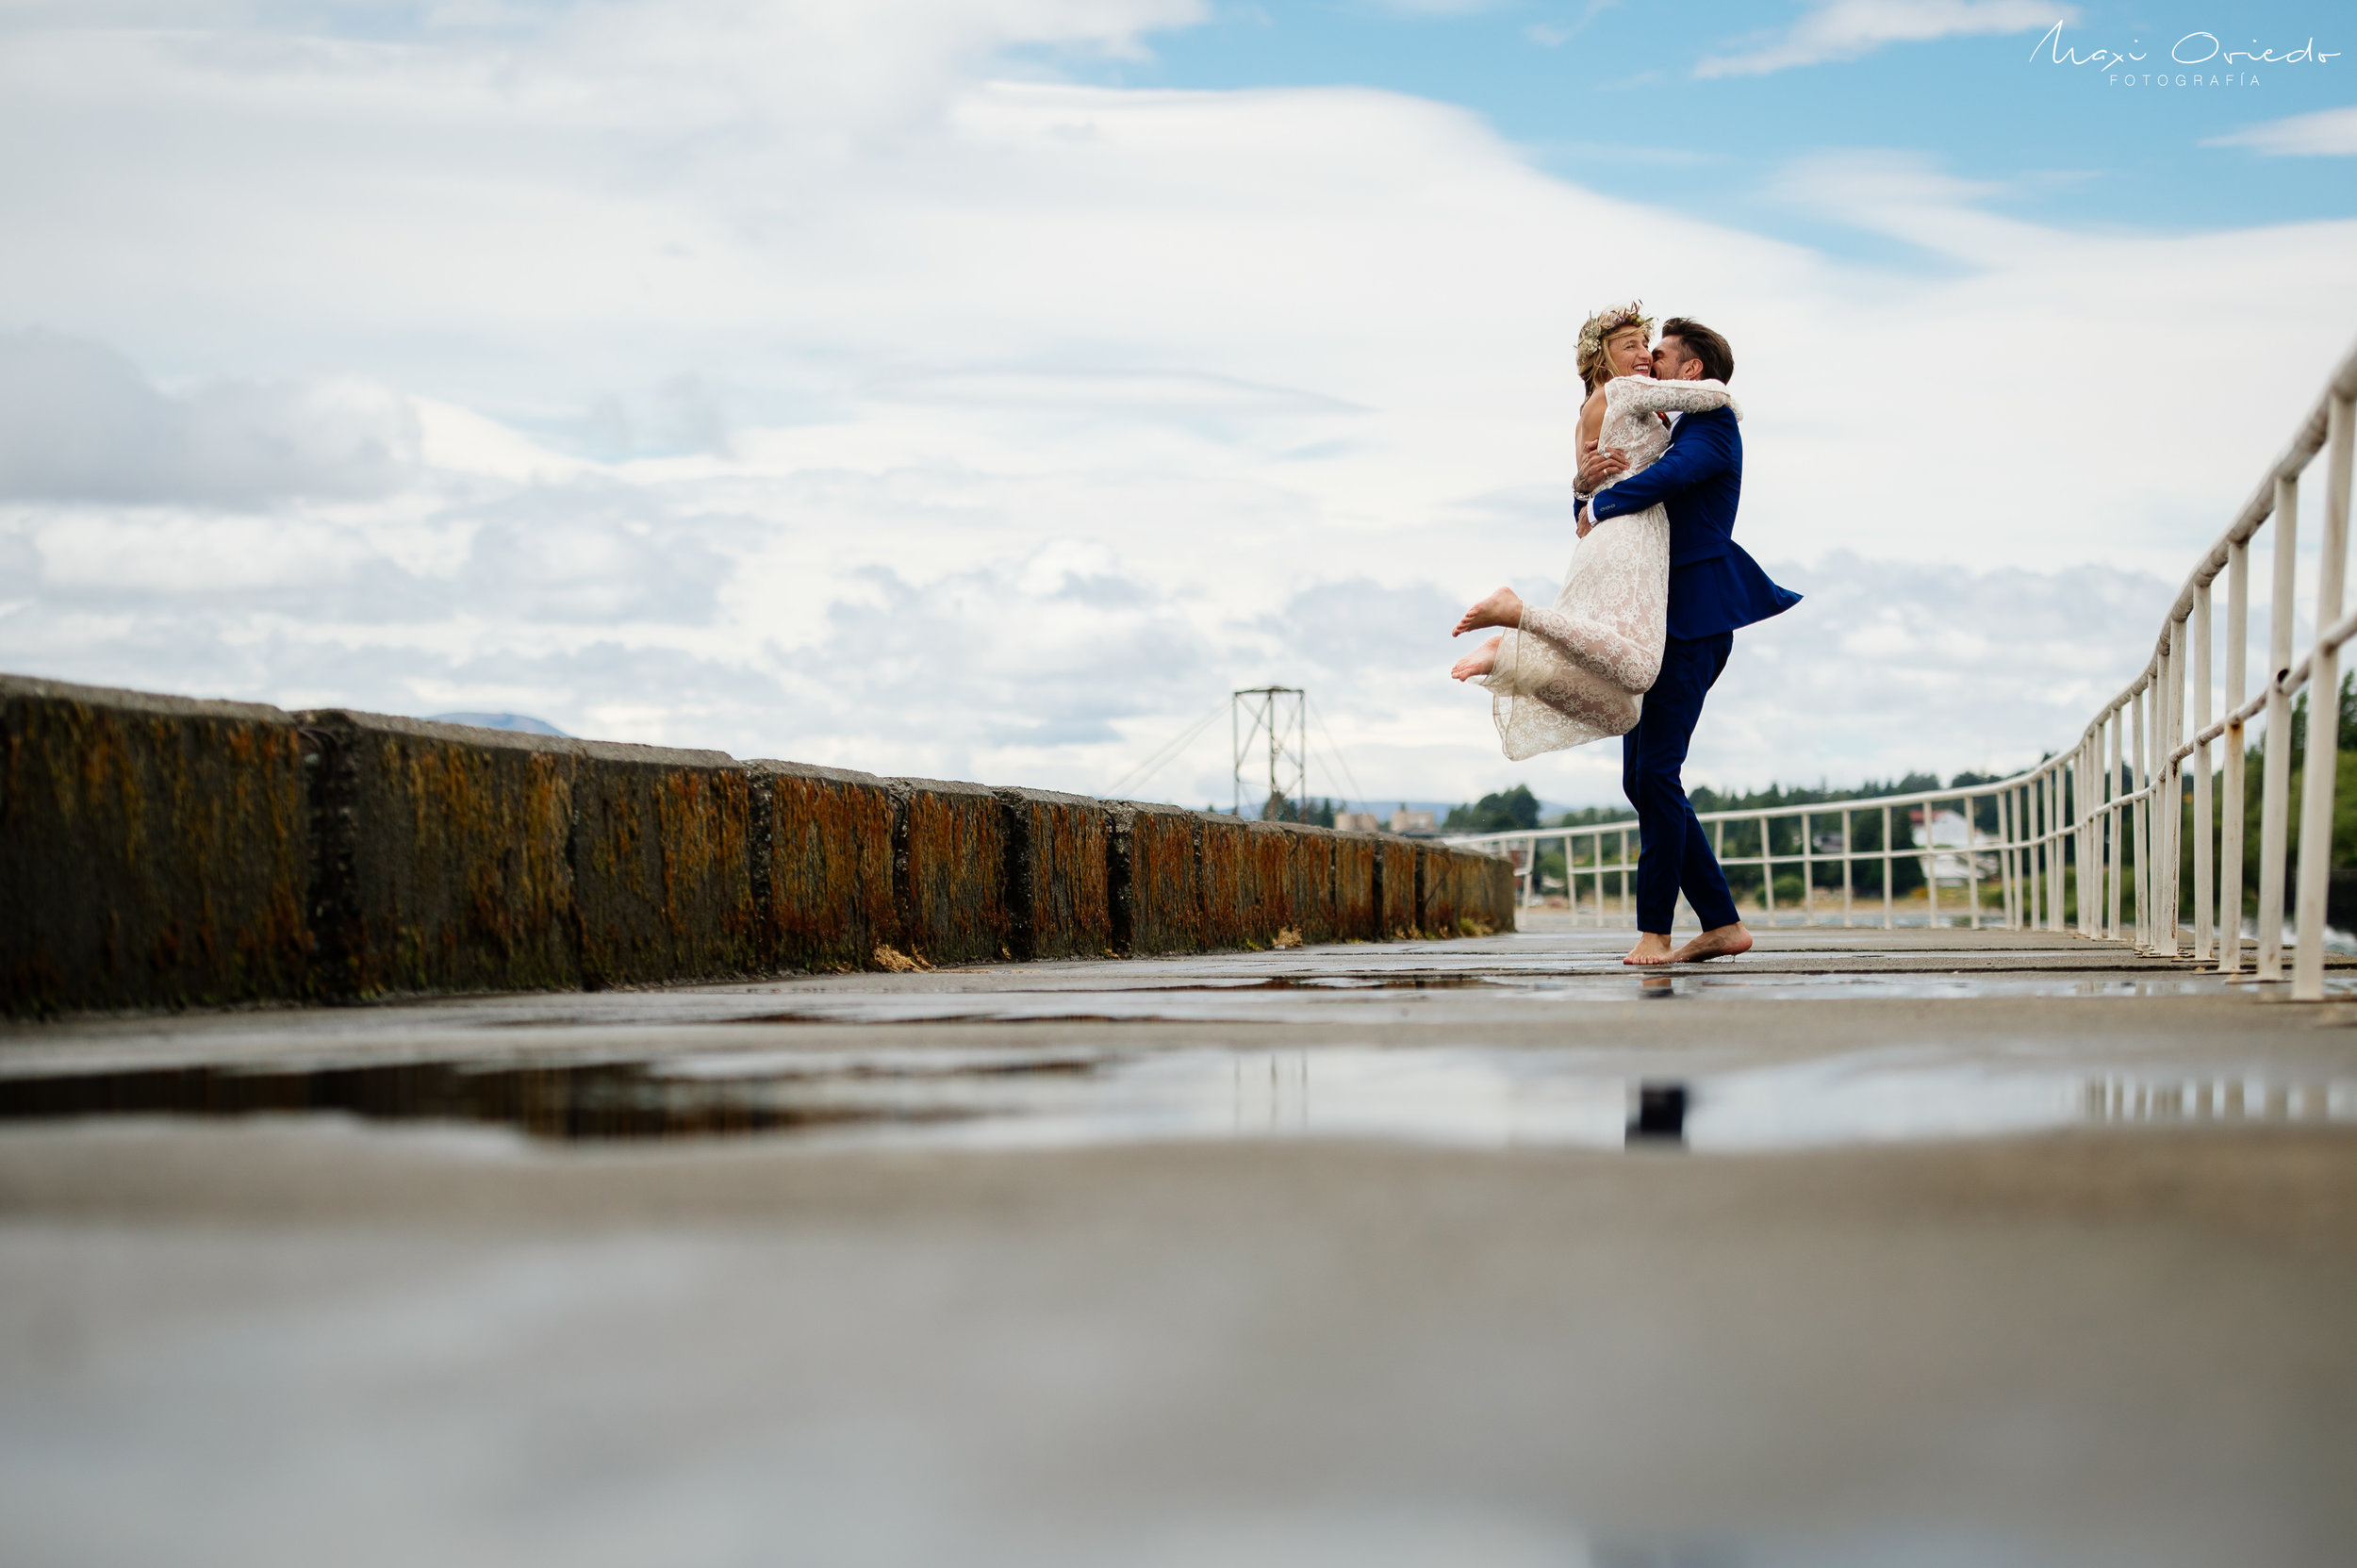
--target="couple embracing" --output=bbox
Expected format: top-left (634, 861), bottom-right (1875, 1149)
top-left (1450, 305), bottom-right (1799, 966)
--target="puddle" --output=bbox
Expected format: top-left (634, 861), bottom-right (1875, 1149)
top-left (648, 970), bottom-right (2239, 1028)
top-left (4, 1044), bottom-right (2350, 1153)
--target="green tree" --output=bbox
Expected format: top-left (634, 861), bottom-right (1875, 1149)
top-left (1443, 784), bottom-right (1541, 833)
top-left (2196, 672), bottom-right (2357, 920)
top-left (1262, 792), bottom-right (1339, 826)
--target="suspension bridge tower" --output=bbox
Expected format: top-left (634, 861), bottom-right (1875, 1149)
top-left (1231, 686), bottom-right (1307, 819)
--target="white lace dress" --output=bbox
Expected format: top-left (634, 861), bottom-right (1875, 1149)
top-left (1481, 375), bottom-right (1739, 760)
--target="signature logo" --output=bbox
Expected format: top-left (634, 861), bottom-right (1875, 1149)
top-left (2030, 21), bottom-right (2339, 84)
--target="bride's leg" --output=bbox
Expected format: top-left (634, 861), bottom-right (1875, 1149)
top-left (1527, 665), bottom-right (1640, 734)
top-left (1453, 587), bottom-right (1525, 637)
top-left (1450, 634), bottom-right (1503, 682)
top-left (1518, 603), bottom-right (1661, 692)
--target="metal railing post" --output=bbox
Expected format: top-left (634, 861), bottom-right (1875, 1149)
top-left (2162, 626), bottom-right (2184, 956)
top-left (2153, 647), bottom-right (2170, 952)
top-left (2044, 772), bottom-right (2058, 931)
top-left (2026, 783), bottom-right (2042, 931)
top-left (2048, 766), bottom-right (2064, 933)
top-left (2293, 392), bottom-right (2354, 999)
top-left (2220, 540), bottom-right (2249, 972)
top-left (2257, 473), bottom-right (2299, 982)
top-left (1841, 809), bottom-right (1854, 927)
top-left (2000, 790), bottom-right (2017, 929)
top-left (1968, 792), bottom-right (1984, 930)
top-left (2059, 764), bottom-right (2073, 933)
top-left (2192, 585), bottom-right (2215, 962)
top-left (2106, 707), bottom-right (2123, 941)
top-left (1800, 809), bottom-right (1815, 928)
top-left (1593, 831), bottom-right (1605, 925)
top-left (1620, 828), bottom-right (1633, 925)
top-left (1881, 804), bottom-right (1894, 930)
top-left (2085, 744), bottom-right (2102, 937)
top-left (2076, 751), bottom-right (2093, 937)
top-left (2172, 624), bottom-right (2189, 951)
top-left (2133, 685), bottom-right (2151, 950)
top-left (1759, 815), bottom-right (1775, 924)
top-left (1924, 803), bottom-right (1940, 930)
top-left (2155, 681), bottom-right (2169, 951)
top-left (2093, 740), bottom-right (2112, 933)
top-left (2065, 754), bottom-right (2084, 929)
top-left (2159, 641), bottom-right (2168, 948)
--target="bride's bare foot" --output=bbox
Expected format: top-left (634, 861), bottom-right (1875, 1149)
top-left (1671, 922), bottom-right (1753, 963)
top-left (1450, 634), bottom-right (1503, 682)
top-left (1624, 933), bottom-right (1675, 966)
top-left (1453, 586), bottom-right (1525, 637)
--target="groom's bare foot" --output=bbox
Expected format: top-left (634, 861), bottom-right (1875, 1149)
top-left (1671, 922), bottom-right (1753, 963)
top-left (1450, 634), bottom-right (1503, 682)
top-left (1623, 933), bottom-right (1675, 966)
top-left (1453, 586), bottom-right (1525, 637)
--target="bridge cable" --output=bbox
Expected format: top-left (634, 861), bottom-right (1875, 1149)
top-left (1306, 694), bottom-right (1367, 811)
top-left (1105, 699), bottom-right (1230, 799)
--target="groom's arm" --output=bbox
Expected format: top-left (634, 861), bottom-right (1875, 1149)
top-left (1586, 416), bottom-right (1735, 525)
top-left (1572, 439), bottom-right (1627, 536)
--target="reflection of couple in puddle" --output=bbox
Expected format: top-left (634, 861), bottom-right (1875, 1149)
top-left (1627, 1079), bottom-right (1689, 1147)
top-left (1451, 304), bottom-right (1800, 970)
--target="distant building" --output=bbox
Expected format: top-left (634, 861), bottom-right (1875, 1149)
top-left (1389, 808), bottom-right (1436, 834)
top-left (1334, 812), bottom-right (1382, 833)
top-left (1910, 805), bottom-right (1998, 882)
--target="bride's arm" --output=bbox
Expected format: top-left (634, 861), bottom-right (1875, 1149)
top-left (1588, 412), bottom-right (1737, 525)
top-left (1574, 388), bottom-right (1611, 536)
top-left (1606, 376), bottom-right (1741, 420)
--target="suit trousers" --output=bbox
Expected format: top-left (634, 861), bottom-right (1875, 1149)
top-left (1622, 631), bottom-right (1740, 935)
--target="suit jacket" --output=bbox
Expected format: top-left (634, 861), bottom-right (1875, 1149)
top-left (1587, 404), bottom-right (1800, 641)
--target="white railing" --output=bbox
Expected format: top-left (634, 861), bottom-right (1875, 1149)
top-left (1444, 338), bottom-right (2357, 999)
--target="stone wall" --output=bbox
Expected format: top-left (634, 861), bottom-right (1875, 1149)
top-left (2, 676), bottom-right (311, 1013)
top-left (3, 674), bottom-right (1515, 1015)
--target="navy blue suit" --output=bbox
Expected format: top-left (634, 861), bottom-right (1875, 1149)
top-left (1588, 404), bottom-right (1799, 934)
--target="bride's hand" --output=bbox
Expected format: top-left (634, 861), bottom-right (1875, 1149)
top-left (1577, 437), bottom-right (1628, 493)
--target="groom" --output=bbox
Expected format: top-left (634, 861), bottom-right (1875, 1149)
top-left (1576, 318), bottom-right (1799, 966)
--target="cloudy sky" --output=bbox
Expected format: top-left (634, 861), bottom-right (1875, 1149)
top-left (3, 0), bottom-right (2352, 808)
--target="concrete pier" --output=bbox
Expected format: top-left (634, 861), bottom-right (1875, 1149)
top-left (3, 674), bottom-right (1514, 1014)
top-left (2, 918), bottom-right (2353, 1565)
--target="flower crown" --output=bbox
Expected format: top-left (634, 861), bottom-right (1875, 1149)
top-left (1576, 301), bottom-right (1654, 365)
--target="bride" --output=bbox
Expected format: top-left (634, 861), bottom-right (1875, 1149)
top-left (1448, 302), bottom-right (1739, 760)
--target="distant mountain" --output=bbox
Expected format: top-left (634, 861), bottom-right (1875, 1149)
top-left (426, 712), bottom-right (569, 737)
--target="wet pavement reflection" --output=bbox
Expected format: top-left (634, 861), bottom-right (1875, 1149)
top-left (637, 968), bottom-right (2281, 1030)
top-left (6, 1042), bottom-right (2349, 1152)
top-left (6, 927), bottom-right (2352, 1568)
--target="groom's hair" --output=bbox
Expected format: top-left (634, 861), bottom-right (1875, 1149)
top-left (1660, 318), bottom-right (1734, 384)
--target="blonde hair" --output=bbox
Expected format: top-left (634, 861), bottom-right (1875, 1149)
top-left (1576, 301), bottom-right (1654, 394)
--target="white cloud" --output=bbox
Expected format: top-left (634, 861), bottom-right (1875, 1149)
top-left (0, 331), bottom-right (419, 504)
top-left (1358, 0), bottom-right (1505, 15)
top-left (1525, 0), bottom-right (1619, 48)
top-left (2203, 106), bottom-right (2357, 158)
top-left (1699, 553), bottom-right (2171, 790)
top-left (1695, 0), bottom-right (2069, 79)
top-left (0, 2), bottom-right (2352, 807)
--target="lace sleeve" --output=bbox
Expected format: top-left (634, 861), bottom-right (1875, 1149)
top-left (1606, 376), bottom-right (1741, 421)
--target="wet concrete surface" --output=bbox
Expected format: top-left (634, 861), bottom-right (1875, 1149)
top-left (4, 921), bottom-right (2355, 1564)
